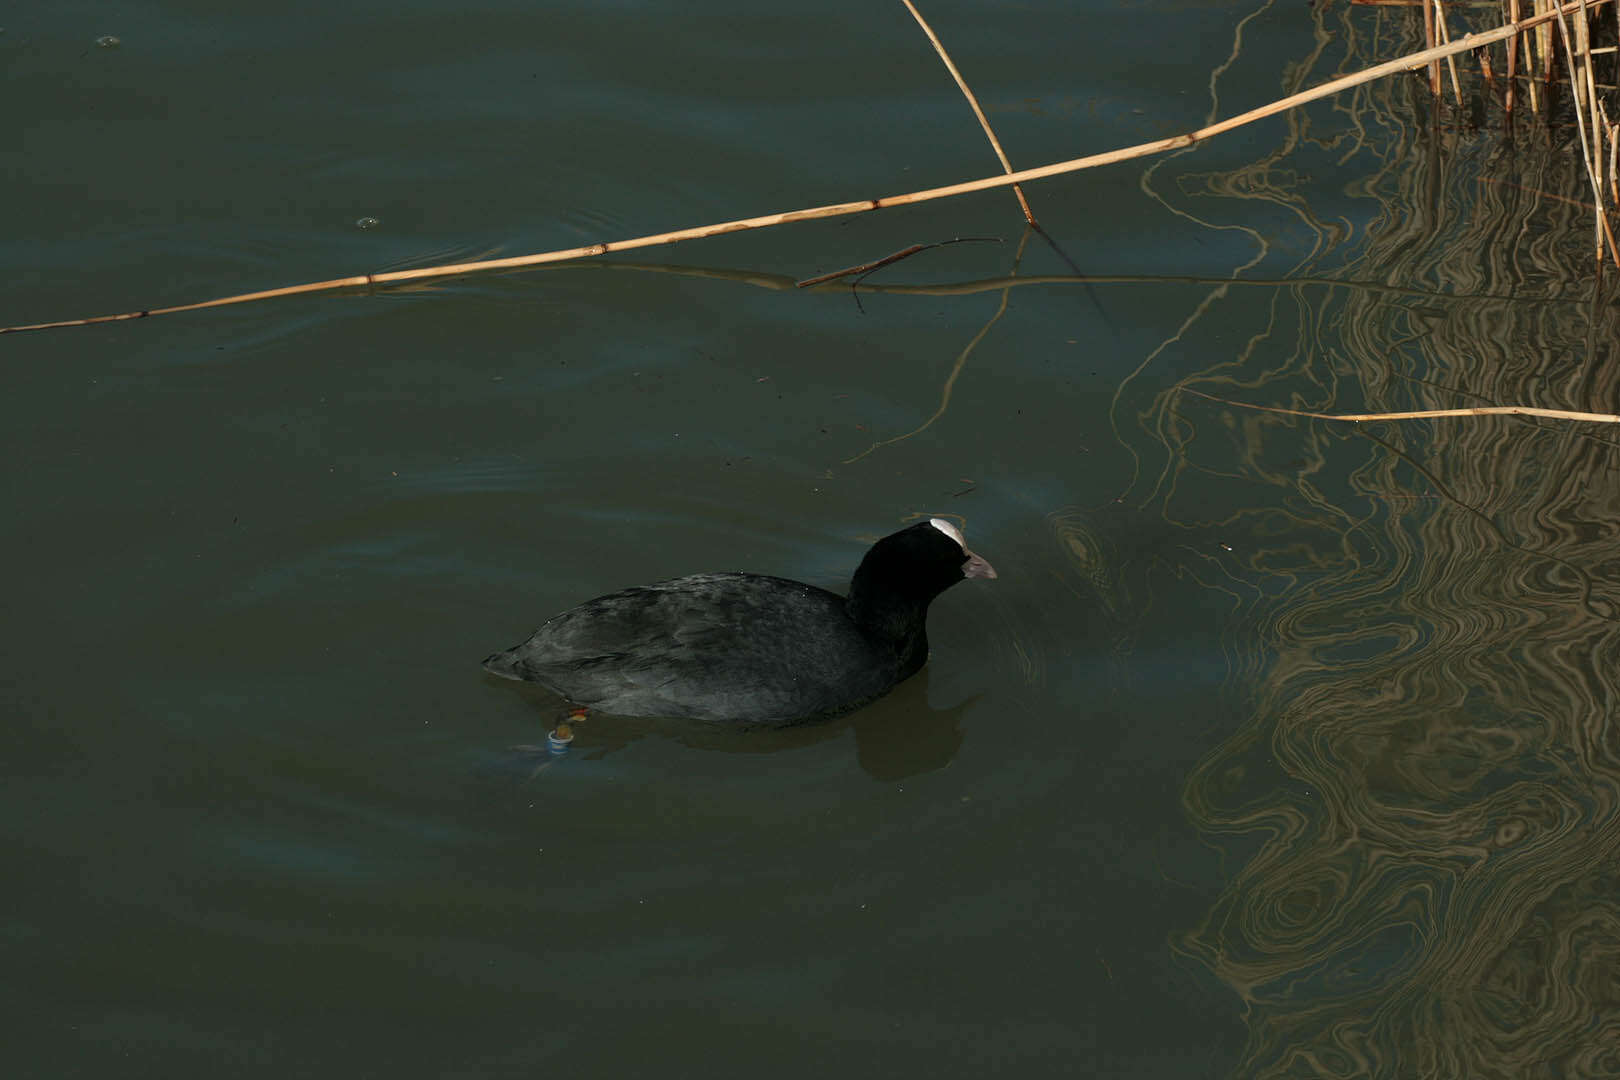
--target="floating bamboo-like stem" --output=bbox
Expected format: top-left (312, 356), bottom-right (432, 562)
top-left (1180, 387), bottom-right (1620, 424)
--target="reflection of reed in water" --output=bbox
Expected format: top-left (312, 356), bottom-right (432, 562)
top-left (1101, 4), bottom-right (1620, 1076)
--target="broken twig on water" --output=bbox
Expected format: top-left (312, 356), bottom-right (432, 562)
top-left (794, 237), bottom-right (1000, 289)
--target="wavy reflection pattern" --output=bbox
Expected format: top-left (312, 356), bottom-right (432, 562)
top-left (1105, 5), bottom-right (1620, 1076)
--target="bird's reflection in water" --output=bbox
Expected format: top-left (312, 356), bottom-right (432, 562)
top-left (490, 670), bottom-right (966, 782)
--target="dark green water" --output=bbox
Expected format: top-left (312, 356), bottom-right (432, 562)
top-left (8, 2), bottom-right (1620, 1077)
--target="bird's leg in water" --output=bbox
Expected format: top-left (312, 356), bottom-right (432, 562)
top-left (509, 706), bottom-right (590, 775)
top-left (551, 705), bottom-right (588, 745)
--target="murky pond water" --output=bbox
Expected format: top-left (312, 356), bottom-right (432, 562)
top-left (7, 2), bottom-right (1619, 1076)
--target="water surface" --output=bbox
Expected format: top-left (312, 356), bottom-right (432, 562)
top-left (6, 2), bottom-right (1619, 1076)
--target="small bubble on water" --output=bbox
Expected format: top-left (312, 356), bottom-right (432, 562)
top-left (354, 216), bottom-right (381, 230)
top-left (95, 35), bottom-right (121, 48)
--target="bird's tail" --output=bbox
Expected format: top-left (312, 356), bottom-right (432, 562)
top-left (482, 650), bottom-right (524, 680)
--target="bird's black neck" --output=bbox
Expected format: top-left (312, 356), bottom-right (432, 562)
top-left (846, 571), bottom-right (932, 674)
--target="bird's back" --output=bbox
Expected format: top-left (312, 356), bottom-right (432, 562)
top-left (483, 573), bottom-right (903, 724)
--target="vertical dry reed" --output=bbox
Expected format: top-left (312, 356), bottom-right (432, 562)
top-left (1413, 0), bottom-right (1620, 264)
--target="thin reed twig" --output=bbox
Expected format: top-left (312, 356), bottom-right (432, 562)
top-left (3, 0), bottom-right (1610, 336)
top-left (797, 245), bottom-right (927, 288)
top-left (900, 0), bottom-right (1037, 226)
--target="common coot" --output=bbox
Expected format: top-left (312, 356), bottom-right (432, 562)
top-left (483, 518), bottom-right (995, 726)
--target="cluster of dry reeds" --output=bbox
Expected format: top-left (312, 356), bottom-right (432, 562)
top-left (1395, 0), bottom-right (1620, 262)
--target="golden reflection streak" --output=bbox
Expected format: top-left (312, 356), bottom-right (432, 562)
top-left (841, 228), bottom-right (1034, 464)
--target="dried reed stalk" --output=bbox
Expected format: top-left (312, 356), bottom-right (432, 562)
top-left (1577, 0), bottom-right (1612, 259)
top-left (1529, 0), bottom-right (1544, 113)
top-left (1609, 119), bottom-right (1619, 202)
top-left (1578, 0), bottom-right (1606, 261)
top-left (1181, 387), bottom-right (1620, 423)
top-left (1426, 0), bottom-right (1443, 95)
top-left (1433, 0), bottom-right (1468, 104)
top-left (1507, 0), bottom-right (1520, 112)
top-left (900, 0), bottom-right (1037, 226)
top-left (1552, 0), bottom-right (1620, 264)
top-left (3, 0), bottom-right (1610, 336)
top-left (1540, 0), bottom-right (1555, 96)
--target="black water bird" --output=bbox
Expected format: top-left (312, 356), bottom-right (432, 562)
top-left (483, 518), bottom-right (996, 726)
